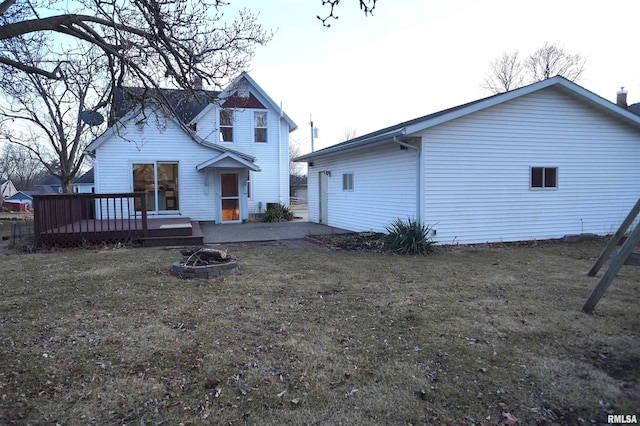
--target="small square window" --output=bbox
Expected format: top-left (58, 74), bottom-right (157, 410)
top-left (531, 167), bottom-right (557, 189)
top-left (342, 173), bottom-right (354, 191)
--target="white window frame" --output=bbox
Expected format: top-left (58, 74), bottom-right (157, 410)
top-left (342, 172), bottom-right (354, 191)
top-left (219, 109), bottom-right (234, 143)
top-left (254, 111), bottom-right (268, 143)
top-left (530, 166), bottom-right (558, 190)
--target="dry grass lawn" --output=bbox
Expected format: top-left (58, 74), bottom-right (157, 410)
top-left (0, 238), bottom-right (638, 425)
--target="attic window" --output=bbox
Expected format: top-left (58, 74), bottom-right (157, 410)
top-left (531, 167), bottom-right (557, 189)
top-left (220, 110), bottom-right (233, 142)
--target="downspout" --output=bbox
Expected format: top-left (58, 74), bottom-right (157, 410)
top-left (393, 136), bottom-right (421, 223)
top-left (279, 102), bottom-right (283, 204)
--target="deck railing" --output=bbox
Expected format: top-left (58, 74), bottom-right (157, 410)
top-left (33, 193), bottom-right (148, 247)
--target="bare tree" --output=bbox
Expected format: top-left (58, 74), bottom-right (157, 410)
top-left (340, 128), bottom-right (358, 142)
top-left (1, 0), bottom-right (271, 114)
top-left (318, 0), bottom-right (377, 26)
top-left (289, 137), bottom-right (305, 178)
top-left (0, 143), bottom-right (46, 189)
top-left (484, 43), bottom-right (587, 94)
top-left (0, 45), bottom-right (109, 192)
top-left (526, 43), bottom-right (586, 82)
top-left (1, 0), bottom-right (271, 191)
top-left (482, 51), bottom-right (524, 94)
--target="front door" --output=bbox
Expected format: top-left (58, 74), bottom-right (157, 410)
top-left (221, 173), bottom-right (240, 222)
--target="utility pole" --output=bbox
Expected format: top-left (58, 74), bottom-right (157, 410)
top-left (310, 115), bottom-right (318, 152)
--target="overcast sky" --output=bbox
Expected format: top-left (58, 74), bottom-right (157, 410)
top-left (225, 0), bottom-right (639, 152)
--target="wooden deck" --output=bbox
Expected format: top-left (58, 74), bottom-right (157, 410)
top-left (38, 216), bottom-right (203, 247)
top-left (33, 193), bottom-right (203, 247)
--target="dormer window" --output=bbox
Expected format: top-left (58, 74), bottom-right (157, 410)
top-left (254, 111), bottom-right (267, 143)
top-left (220, 109), bottom-right (233, 142)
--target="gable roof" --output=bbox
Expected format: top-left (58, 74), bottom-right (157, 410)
top-left (88, 72), bottom-right (296, 159)
top-left (7, 190), bottom-right (32, 200)
top-left (86, 101), bottom-right (257, 163)
top-left (190, 72), bottom-right (297, 132)
top-left (295, 76), bottom-right (640, 162)
top-left (196, 152), bottom-right (261, 172)
top-left (73, 168), bottom-right (94, 185)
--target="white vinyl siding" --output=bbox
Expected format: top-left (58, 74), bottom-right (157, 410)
top-left (305, 85), bottom-right (639, 244)
top-left (308, 142), bottom-right (417, 232)
top-left (94, 101), bottom-right (289, 221)
top-left (421, 87), bottom-right (640, 244)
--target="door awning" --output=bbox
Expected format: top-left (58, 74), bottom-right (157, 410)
top-left (196, 152), bottom-right (261, 172)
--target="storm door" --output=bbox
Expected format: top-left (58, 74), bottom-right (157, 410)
top-left (220, 173), bottom-right (240, 222)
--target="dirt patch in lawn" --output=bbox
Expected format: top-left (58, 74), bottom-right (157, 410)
top-left (309, 232), bottom-right (385, 252)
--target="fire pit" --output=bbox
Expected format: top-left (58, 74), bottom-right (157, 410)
top-left (171, 247), bottom-right (238, 279)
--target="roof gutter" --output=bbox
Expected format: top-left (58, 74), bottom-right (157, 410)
top-left (294, 128), bottom-right (407, 162)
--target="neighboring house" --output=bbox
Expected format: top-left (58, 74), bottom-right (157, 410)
top-left (85, 72), bottom-right (297, 223)
top-left (295, 76), bottom-right (640, 244)
top-left (72, 168), bottom-right (95, 193)
top-left (33, 176), bottom-right (63, 194)
top-left (4, 190), bottom-right (33, 211)
top-left (290, 174), bottom-right (308, 204)
top-left (0, 179), bottom-right (17, 199)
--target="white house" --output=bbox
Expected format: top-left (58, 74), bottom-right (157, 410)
top-left (294, 77), bottom-right (640, 244)
top-left (0, 179), bottom-right (17, 199)
top-left (72, 168), bottom-right (95, 193)
top-left (86, 72), bottom-right (297, 223)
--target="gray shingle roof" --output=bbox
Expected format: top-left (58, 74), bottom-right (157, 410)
top-left (110, 87), bottom-right (220, 126)
top-left (73, 168), bottom-right (94, 184)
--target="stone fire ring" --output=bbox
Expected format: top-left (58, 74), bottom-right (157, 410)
top-left (171, 259), bottom-right (239, 279)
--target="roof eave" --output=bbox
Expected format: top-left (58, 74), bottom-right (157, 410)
top-left (293, 128), bottom-right (407, 162)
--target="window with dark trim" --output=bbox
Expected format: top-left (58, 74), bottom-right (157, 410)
top-left (219, 109), bottom-right (233, 142)
top-left (342, 173), bottom-right (354, 191)
top-left (531, 167), bottom-right (557, 189)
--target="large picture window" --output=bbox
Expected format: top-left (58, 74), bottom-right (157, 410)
top-left (531, 167), bottom-right (557, 189)
top-left (220, 109), bottom-right (233, 142)
top-left (254, 111), bottom-right (267, 143)
top-left (133, 162), bottom-right (179, 212)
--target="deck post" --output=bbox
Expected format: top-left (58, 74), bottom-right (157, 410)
top-left (140, 193), bottom-right (148, 237)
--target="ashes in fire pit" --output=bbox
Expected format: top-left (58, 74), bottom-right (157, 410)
top-left (171, 247), bottom-right (239, 278)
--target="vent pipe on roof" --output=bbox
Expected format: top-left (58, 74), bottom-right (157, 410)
top-left (616, 87), bottom-right (628, 108)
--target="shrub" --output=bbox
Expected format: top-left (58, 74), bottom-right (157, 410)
top-left (262, 203), bottom-right (293, 222)
top-left (382, 218), bottom-right (438, 255)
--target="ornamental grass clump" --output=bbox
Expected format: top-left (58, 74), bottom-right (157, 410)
top-left (383, 217), bottom-right (438, 255)
top-left (261, 203), bottom-right (293, 222)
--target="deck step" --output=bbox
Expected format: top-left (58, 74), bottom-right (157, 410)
top-left (147, 218), bottom-right (194, 237)
top-left (142, 221), bottom-right (203, 247)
